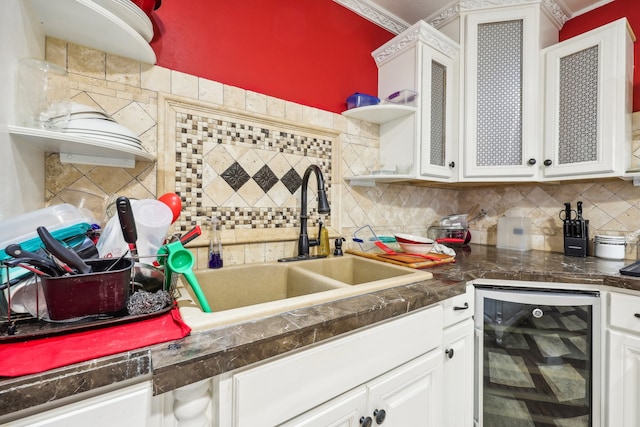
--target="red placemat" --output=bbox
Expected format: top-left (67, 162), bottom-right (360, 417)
top-left (0, 306), bottom-right (191, 377)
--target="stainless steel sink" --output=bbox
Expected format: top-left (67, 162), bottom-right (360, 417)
top-left (177, 255), bottom-right (432, 331)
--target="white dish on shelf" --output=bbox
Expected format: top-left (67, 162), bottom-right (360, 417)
top-left (64, 132), bottom-right (144, 150)
top-left (92, 0), bottom-right (154, 42)
top-left (63, 128), bottom-right (141, 145)
top-left (64, 117), bottom-right (139, 139)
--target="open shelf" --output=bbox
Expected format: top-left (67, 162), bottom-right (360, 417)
top-left (341, 104), bottom-right (416, 124)
top-left (27, 0), bottom-right (156, 64)
top-left (9, 125), bottom-right (155, 168)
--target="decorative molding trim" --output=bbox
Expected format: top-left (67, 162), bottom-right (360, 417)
top-left (372, 21), bottom-right (459, 64)
top-left (427, 3), bottom-right (461, 29)
top-left (427, 0), bottom-right (569, 30)
top-left (333, 0), bottom-right (409, 34)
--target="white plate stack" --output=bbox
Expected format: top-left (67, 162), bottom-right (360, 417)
top-left (61, 102), bottom-right (147, 153)
top-left (91, 0), bottom-right (154, 42)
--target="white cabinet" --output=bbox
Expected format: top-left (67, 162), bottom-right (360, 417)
top-left (224, 305), bottom-right (443, 426)
top-left (460, 4), bottom-right (557, 181)
top-left (607, 291), bottom-right (640, 427)
top-left (280, 387), bottom-right (368, 427)
top-left (541, 18), bottom-right (635, 180)
top-left (4, 382), bottom-right (153, 427)
top-left (365, 350), bottom-right (443, 426)
top-left (442, 288), bottom-right (474, 427)
top-left (343, 21), bottom-right (459, 185)
top-left (284, 351), bottom-right (443, 427)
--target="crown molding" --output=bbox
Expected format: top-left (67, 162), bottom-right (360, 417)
top-left (372, 21), bottom-right (459, 64)
top-left (426, 0), bottom-right (569, 30)
top-left (333, 0), bottom-right (409, 34)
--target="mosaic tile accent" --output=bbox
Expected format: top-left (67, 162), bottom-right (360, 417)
top-left (171, 108), bottom-right (333, 232)
top-left (476, 19), bottom-right (523, 167)
top-left (222, 162), bottom-right (251, 191)
top-left (558, 45), bottom-right (599, 164)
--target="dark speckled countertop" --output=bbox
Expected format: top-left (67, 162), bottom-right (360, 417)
top-left (2, 245), bottom-right (640, 419)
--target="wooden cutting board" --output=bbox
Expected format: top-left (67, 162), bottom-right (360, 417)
top-left (346, 249), bottom-right (455, 269)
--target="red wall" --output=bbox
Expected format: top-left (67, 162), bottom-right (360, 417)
top-left (150, 0), bottom-right (394, 113)
top-left (559, 0), bottom-right (640, 111)
top-left (150, 1), bottom-right (639, 113)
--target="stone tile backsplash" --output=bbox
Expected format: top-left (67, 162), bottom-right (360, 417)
top-left (43, 38), bottom-right (640, 264)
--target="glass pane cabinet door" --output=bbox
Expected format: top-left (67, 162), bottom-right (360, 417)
top-left (542, 18), bottom-right (633, 179)
top-left (557, 46), bottom-right (599, 166)
top-left (429, 60), bottom-right (447, 168)
top-left (475, 20), bottom-right (523, 168)
top-left (475, 287), bottom-right (601, 427)
top-left (461, 5), bottom-right (540, 180)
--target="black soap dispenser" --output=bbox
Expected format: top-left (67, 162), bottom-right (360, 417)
top-left (334, 237), bottom-right (345, 256)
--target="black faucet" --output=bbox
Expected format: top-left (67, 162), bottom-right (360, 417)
top-left (279, 164), bottom-right (330, 261)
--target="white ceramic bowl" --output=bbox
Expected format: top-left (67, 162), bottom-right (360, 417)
top-left (394, 233), bottom-right (434, 245)
top-left (398, 241), bottom-right (434, 254)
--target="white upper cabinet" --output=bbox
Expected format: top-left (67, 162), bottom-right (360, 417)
top-left (343, 22), bottom-right (459, 185)
top-left (376, 22), bottom-right (459, 182)
top-left (541, 18), bottom-right (635, 180)
top-left (460, 4), bottom-right (557, 181)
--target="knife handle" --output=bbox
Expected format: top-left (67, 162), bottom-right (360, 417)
top-left (116, 196), bottom-right (139, 260)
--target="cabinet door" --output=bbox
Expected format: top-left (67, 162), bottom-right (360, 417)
top-left (5, 382), bottom-right (152, 427)
top-left (542, 18), bottom-right (633, 179)
top-left (608, 330), bottom-right (640, 427)
top-left (419, 44), bottom-right (458, 181)
top-left (366, 350), bottom-right (443, 427)
top-left (461, 6), bottom-right (541, 181)
top-left (280, 387), bottom-right (367, 427)
top-left (443, 319), bottom-right (474, 427)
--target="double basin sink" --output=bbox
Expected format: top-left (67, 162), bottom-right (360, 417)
top-left (176, 255), bottom-right (433, 331)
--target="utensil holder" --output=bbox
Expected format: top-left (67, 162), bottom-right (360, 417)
top-left (564, 221), bottom-right (589, 257)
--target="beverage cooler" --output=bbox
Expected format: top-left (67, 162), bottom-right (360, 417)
top-left (474, 284), bottom-right (601, 427)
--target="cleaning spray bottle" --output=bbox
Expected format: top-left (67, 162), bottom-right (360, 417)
top-left (208, 216), bottom-right (223, 268)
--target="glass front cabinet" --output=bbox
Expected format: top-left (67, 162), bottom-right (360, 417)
top-left (373, 21), bottom-right (460, 183)
top-left (542, 18), bottom-right (635, 180)
top-left (460, 4), bottom-right (557, 181)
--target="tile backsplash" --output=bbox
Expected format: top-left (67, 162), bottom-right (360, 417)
top-left (43, 38), bottom-right (640, 264)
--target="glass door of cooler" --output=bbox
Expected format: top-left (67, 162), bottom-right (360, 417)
top-left (474, 286), bottom-right (601, 427)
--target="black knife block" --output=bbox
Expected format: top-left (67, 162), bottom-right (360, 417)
top-left (564, 221), bottom-right (589, 257)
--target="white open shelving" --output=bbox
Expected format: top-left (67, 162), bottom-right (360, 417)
top-left (26, 0), bottom-right (156, 64)
top-left (9, 125), bottom-right (155, 168)
top-left (342, 104), bottom-right (418, 186)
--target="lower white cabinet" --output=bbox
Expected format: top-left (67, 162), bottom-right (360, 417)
top-left (608, 292), bottom-right (640, 427)
top-left (284, 350), bottom-right (443, 427)
top-left (225, 306), bottom-right (444, 427)
top-left (5, 382), bottom-right (153, 427)
top-left (210, 294), bottom-right (477, 427)
top-left (443, 318), bottom-right (474, 427)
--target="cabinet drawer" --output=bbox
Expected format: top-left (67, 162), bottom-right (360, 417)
top-left (443, 287), bottom-right (474, 327)
top-left (232, 305), bottom-right (443, 427)
top-left (609, 292), bottom-right (640, 333)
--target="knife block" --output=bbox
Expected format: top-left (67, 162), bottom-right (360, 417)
top-left (564, 221), bottom-right (589, 257)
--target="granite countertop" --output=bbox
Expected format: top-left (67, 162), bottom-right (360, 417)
top-left (2, 245), bottom-right (640, 418)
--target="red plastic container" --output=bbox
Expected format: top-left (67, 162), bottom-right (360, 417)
top-left (41, 258), bottom-right (133, 320)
